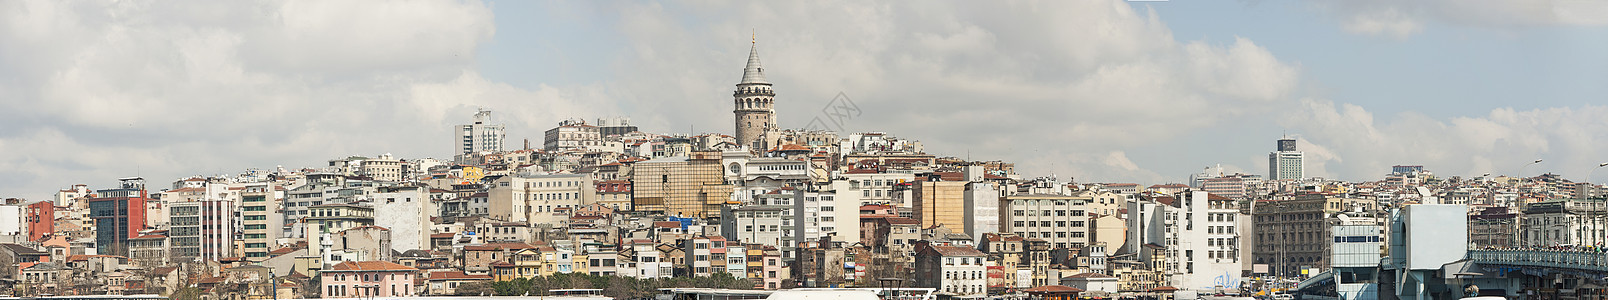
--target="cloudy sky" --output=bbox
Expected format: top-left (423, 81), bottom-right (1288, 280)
top-left (3, 0), bottom-right (1607, 199)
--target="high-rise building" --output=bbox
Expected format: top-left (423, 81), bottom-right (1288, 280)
top-left (167, 199), bottom-right (234, 263)
top-left (240, 183), bottom-right (282, 261)
top-left (456, 109), bottom-right (506, 157)
top-left (1268, 137), bottom-right (1303, 180)
top-left (596, 117), bottom-right (639, 137)
top-left (733, 38), bottom-right (776, 150)
top-left (89, 177), bottom-right (150, 255)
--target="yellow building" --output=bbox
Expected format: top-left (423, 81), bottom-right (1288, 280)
top-left (512, 248), bottom-right (557, 278)
top-left (631, 151), bottom-right (733, 218)
top-left (911, 178), bottom-right (966, 229)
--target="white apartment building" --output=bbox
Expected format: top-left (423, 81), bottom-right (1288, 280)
top-left (724, 205), bottom-right (790, 248)
top-left (544, 119), bottom-right (602, 151)
top-left (916, 245), bottom-right (989, 297)
top-left (624, 240), bottom-right (670, 279)
top-left (1168, 190), bottom-right (1246, 290)
top-left (962, 166), bottom-right (1002, 244)
top-left (457, 109), bottom-right (506, 157)
top-left (795, 184), bottom-right (861, 247)
top-left (842, 171), bottom-right (915, 206)
top-left (373, 186), bottom-right (433, 252)
top-left (360, 154), bottom-right (404, 182)
top-left (1001, 194), bottom-right (1092, 249)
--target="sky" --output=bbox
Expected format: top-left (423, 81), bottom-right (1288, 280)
top-left (2, 0), bottom-right (1607, 200)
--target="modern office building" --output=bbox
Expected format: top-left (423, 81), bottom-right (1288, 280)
top-left (168, 199), bottom-right (234, 263)
top-left (1268, 137), bottom-right (1304, 180)
top-left (89, 177), bottom-right (150, 255)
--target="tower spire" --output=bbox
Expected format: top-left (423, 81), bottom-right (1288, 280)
top-left (741, 31), bottom-right (767, 84)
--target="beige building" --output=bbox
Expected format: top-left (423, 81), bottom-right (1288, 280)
top-left (488, 173), bottom-right (596, 226)
top-left (240, 184), bottom-right (282, 261)
top-left (911, 179), bottom-right (966, 229)
top-left (1078, 190), bottom-right (1130, 217)
top-left (1251, 193), bottom-right (1375, 277)
top-left (632, 151), bottom-right (734, 218)
top-left (1001, 194), bottom-right (1093, 250)
top-left (544, 119), bottom-right (602, 151)
top-left (360, 154), bottom-right (404, 182)
top-left (1089, 214), bottom-right (1127, 255)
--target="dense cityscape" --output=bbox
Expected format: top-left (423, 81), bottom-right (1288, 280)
top-left (7, 1), bottom-right (1608, 300)
top-left (0, 38), bottom-right (1601, 300)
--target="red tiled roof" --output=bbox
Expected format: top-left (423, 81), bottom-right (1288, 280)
top-left (269, 247), bottom-right (299, 255)
top-left (769, 144), bottom-right (811, 152)
top-left (653, 221), bottom-right (681, 228)
top-left (152, 266), bottom-right (180, 275)
top-left (927, 245), bottom-right (985, 257)
top-left (933, 172), bottom-right (965, 181)
top-left (329, 261), bottom-right (418, 272)
top-left (886, 217), bottom-right (919, 225)
top-left (66, 254), bottom-right (125, 261)
top-left (431, 233), bottom-right (455, 239)
top-left (345, 225), bottom-right (390, 232)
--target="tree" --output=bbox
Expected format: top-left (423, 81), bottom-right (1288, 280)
top-left (457, 281), bottom-right (496, 296)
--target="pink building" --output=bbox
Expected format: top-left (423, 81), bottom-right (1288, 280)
top-left (321, 261), bottom-right (419, 298)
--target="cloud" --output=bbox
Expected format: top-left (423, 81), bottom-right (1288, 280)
top-left (1286, 99), bottom-right (1608, 181)
top-left (0, 0), bottom-right (573, 198)
top-left (0, 0), bottom-right (1311, 196)
top-left (1337, 7), bottom-right (1423, 39)
top-left (591, 1), bottom-right (1302, 184)
top-left (1315, 0), bottom-right (1608, 38)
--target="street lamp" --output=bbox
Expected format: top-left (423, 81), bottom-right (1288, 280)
top-left (1520, 159), bottom-right (1544, 179)
top-left (1590, 163), bottom-right (1608, 246)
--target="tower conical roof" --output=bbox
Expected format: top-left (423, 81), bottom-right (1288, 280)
top-left (741, 41), bottom-right (767, 84)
